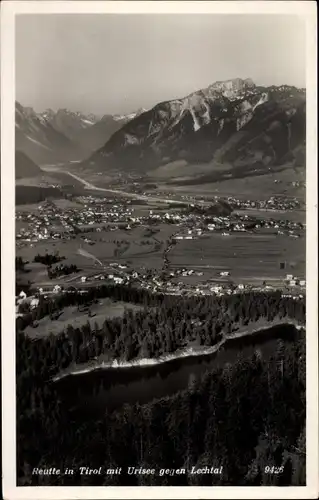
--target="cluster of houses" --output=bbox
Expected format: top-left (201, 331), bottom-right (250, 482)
top-left (227, 195), bottom-right (302, 211)
top-left (16, 285), bottom-right (64, 315)
top-left (285, 274), bottom-right (306, 288)
top-left (17, 284), bottom-right (63, 303)
top-left (16, 198), bottom-right (137, 244)
top-left (16, 193), bottom-right (304, 249)
top-left (169, 213), bottom-right (303, 240)
top-left (16, 268), bottom-right (305, 318)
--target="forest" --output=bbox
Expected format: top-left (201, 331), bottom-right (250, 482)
top-left (16, 287), bottom-right (306, 486)
top-left (185, 200), bottom-right (232, 216)
top-left (47, 263), bottom-right (80, 279)
top-left (15, 256), bottom-right (29, 272)
top-left (15, 185), bottom-right (65, 205)
top-left (16, 288), bottom-right (305, 366)
top-left (17, 321), bottom-right (306, 486)
top-left (33, 252), bottom-right (65, 266)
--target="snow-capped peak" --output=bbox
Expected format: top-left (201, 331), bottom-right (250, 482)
top-left (113, 107), bottom-right (148, 122)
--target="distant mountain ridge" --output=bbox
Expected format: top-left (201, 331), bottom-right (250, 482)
top-left (74, 114), bottom-right (127, 152)
top-left (84, 78), bottom-right (306, 177)
top-left (39, 108), bottom-right (99, 142)
top-left (15, 101), bottom-right (85, 165)
top-left (113, 108), bottom-right (148, 123)
top-left (15, 102), bottom-right (142, 166)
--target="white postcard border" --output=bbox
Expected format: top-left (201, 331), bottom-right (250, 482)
top-left (1, 2), bottom-right (318, 499)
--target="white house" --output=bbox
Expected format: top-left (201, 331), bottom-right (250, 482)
top-left (30, 298), bottom-right (39, 310)
top-left (220, 271), bottom-right (230, 277)
top-left (81, 276), bottom-right (87, 283)
top-left (114, 277), bottom-right (124, 284)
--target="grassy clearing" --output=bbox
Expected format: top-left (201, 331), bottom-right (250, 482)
top-left (24, 298), bottom-right (144, 338)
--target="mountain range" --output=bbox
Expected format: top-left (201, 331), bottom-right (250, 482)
top-left (72, 108), bottom-right (147, 152)
top-left (16, 78), bottom-right (306, 182)
top-left (15, 102), bottom-right (145, 166)
top-left (85, 78), bottom-right (306, 181)
top-left (16, 102), bottom-right (84, 165)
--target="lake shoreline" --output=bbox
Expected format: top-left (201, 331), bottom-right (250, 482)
top-left (53, 319), bottom-right (303, 382)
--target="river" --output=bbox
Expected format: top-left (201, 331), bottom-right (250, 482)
top-left (54, 323), bottom-right (301, 416)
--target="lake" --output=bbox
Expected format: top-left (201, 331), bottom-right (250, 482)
top-left (55, 323), bottom-right (300, 416)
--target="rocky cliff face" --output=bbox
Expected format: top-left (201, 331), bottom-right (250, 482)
top-left (86, 79), bottom-right (306, 176)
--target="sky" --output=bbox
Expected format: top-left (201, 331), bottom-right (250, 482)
top-left (15, 14), bottom-right (306, 115)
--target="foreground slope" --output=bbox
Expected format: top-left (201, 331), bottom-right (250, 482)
top-left (15, 150), bottom-right (42, 179)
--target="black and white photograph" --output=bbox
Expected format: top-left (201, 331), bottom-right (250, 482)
top-left (1, 1), bottom-right (318, 498)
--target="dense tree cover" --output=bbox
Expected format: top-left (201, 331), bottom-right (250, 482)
top-left (17, 325), bottom-right (306, 486)
top-left (33, 252), bottom-right (65, 266)
top-left (16, 280), bottom-right (32, 296)
top-left (16, 256), bottom-right (28, 272)
top-left (17, 290), bottom-right (305, 366)
top-left (47, 263), bottom-right (79, 279)
top-left (15, 186), bottom-right (65, 205)
top-left (184, 201), bottom-right (232, 216)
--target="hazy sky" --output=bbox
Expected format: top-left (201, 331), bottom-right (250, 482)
top-left (16, 14), bottom-right (306, 115)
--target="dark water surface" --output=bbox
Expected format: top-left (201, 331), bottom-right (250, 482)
top-left (55, 324), bottom-right (299, 416)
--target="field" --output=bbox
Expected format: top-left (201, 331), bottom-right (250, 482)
top-left (159, 165), bottom-right (306, 201)
top-left (150, 160), bottom-right (230, 180)
top-left (15, 174), bottom-right (61, 186)
top-left (169, 232), bottom-right (305, 286)
top-left (16, 223), bottom-right (178, 287)
top-left (234, 209), bottom-right (306, 223)
top-left (24, 298), bottom-right (143, 338)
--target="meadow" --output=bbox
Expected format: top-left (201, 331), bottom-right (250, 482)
top-left (16, 223), bottom-right (178, 287)
top-left (169, 232), bottom-right (305, 286)
top-left (159, 165), bottom-right (305, 201)
top-left (24, 298), bottom-right (143, 338)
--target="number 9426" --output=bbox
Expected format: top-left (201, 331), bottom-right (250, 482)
top-left (264, 466), bottom-right (284, 474)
